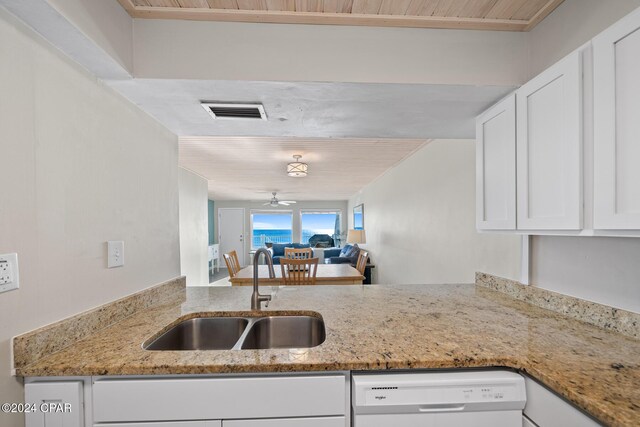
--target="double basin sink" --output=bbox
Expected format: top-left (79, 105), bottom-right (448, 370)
top-left (144, 313), bottom-right (326, 351)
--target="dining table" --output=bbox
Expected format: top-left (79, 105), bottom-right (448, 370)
top-left (229, 263), bottom-right (364, 286)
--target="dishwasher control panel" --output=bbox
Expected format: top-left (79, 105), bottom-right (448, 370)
top-left (364, 383), bottom-right (514, 405)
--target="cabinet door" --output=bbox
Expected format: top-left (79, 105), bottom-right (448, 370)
top-left (25, 381), bottom-right (84, 427)
top-left (102, 423), bottom-right (220, 427)
top-left (593, 8), bottom-right (640, 229)
top-left (93, 375), bottom-right (345, 422)
top-left (516, 50), bottom-right (583, 230)
top-left (523, 377), bottom-right (601, 427)
top-left (223, 417), bottom-right (344, 427)
top-left (476, 94), bottom-right (516, 230)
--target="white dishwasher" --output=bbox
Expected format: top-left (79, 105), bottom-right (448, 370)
top-left (352, 370), bottom-right (526, 427)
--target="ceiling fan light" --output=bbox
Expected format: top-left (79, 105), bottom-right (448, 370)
top-left (287, 154), bottom-right (308, 177)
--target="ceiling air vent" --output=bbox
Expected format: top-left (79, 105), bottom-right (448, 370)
top-left (201, 102), bottom-right (267, 120)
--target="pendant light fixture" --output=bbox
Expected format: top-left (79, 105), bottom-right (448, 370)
top-left (287, 154), bottom-right (308, 177)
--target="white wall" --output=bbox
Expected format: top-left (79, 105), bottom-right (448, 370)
top-left (133, 19), bottom-right (528, 85)
top-left (348, 140), bottom-right (521, 285)
top-left (0, 9), bottom-right (179, 427)
top-left (531, 237), bottom-right (640, 313)
top-left (527, 0), bottom-right (640, 77)
top-left (179, 168), bottom-right (209, 286)
top-left (214, 200), bottom-right (348, 266)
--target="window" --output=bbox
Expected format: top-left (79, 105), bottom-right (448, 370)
top-left (251, 211), bottom-right (293, 249)
top-left (300, 210), bottom-right (342, 246)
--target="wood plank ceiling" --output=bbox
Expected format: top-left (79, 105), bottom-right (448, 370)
top-left (117, 0), bottom-right (565, 31)
top-left (178, 137), bottom-right (430, 200)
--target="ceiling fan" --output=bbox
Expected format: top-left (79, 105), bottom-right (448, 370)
top-left (263, 192), bottom-right (297, 207)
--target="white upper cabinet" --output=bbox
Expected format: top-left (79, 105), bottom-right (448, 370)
top-left (476, 94), bottom-right (517, 230)
top-left (516, 50), bottom-right (583, 230)
top-left (593, 7), bottom-right (640, 230)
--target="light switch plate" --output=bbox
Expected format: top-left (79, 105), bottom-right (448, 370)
top-left (0, 253), bottom-right (19, 294)
top-left (107, 241), bottom-right (124, 268)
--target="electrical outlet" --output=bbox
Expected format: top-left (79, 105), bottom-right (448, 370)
top-left (107, 241), bottom-right (124, 268)
top-left (0, 253), bottom-right (19, 294)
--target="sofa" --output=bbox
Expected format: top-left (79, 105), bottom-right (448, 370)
top-left (269, 243), bottom-right (313, 265)
top-left (324, 244), bottom-right (360, 265)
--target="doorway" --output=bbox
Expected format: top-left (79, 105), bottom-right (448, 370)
top-left (218, 208), bottom-right (245, 267)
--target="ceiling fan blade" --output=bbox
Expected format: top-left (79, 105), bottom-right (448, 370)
top-left (262, 202), bottom-right (271, 205)
top-left (280, 201), bottom-right (297, 204)
top-left (279, 202), bottom-right (290, 206)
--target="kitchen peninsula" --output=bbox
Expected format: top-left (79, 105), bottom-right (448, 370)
top-left (14, 278), bottom-right (640, 427)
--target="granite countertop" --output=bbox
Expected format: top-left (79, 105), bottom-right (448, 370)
top-left (16, 284), bottom-right (640, 427)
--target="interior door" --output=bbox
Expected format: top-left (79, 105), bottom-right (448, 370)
top-left (593, 7), bottom-right (640, 229)
top-left (219, 208), bottom-right (245, 267)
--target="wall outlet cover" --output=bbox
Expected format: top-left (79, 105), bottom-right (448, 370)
top-left (107, 241), bottom-right (124, 268)
top-left (0, 253), bottom-right (19, 294)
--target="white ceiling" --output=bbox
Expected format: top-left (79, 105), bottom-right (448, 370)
top-left (108, 79), bottom-right (514, 139)
top-left (179, 137), bottom-right (429, 201)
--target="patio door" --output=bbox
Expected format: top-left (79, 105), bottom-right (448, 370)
top-left (218, 208), bottom-right (245, 267)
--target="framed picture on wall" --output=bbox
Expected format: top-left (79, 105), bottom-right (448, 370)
top-left (353, 204), bottom-right (364, 230)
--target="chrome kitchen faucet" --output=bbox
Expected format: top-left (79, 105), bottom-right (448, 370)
top-left (251, 248), bottom-right (275, 310)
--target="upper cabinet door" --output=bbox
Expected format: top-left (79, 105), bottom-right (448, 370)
top-left (516, 50), bottom-right (583, 230)
top-left (476, 94), bottom-right (516, 230)
top-left (593, 8), bottom-right (640, 230)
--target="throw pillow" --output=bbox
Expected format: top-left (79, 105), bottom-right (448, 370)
top-left (347, 244), bottom-right (360, 258)
top-left (339, 244), bottom-right (353, 257)
top-left (271, 243), bottom-right (287, 257)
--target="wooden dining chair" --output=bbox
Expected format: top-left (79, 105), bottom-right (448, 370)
top-left (280, 257), bottom-right (319, 286)
top-left (223, 250), bottom-right (241, 278)
top-left (284, 247), bottom-right (313, 260)
top-left (355, 250), bottom-right (369, 276)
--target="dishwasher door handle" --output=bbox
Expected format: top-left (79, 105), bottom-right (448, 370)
top-left (418, 404), bottom-right (466, 413)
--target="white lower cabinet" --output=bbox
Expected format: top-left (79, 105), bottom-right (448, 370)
top-left (223, 417), bottom-right (345, 426)
top-left (101, 423), bottom-right (221, 427)
top-left (25, 381), bottom-right (84, 427)
top-left (92, 375), bottom-right (346, 423)
top-left (26, 374), bottom-right (347, 427)
top-left (523, 377), bottom-right (601, 427)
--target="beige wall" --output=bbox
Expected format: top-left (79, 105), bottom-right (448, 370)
top-left (179, 168), bottom-right (209, 286)
top-left (133, 19), bottom-right (528, 85)
top-left (348, 140), bottom-right (521, 285)
top-left (527, 0), bottom-right (640, 77)
top-left (0, 9), bottom-right (180, 427)
top-left (47, 0), bottom-right (133, 72)
top-left (214, 200), bottom-right (348, 267)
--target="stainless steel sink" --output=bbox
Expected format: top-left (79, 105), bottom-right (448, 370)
top-left (240, 316), bottom-right (326, 350)
top-left (144, 317), bottom-right (249, 350)
top-left (143, 314), bottom-right (325, 351)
